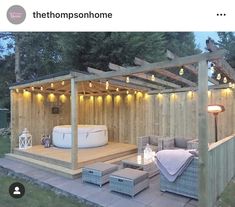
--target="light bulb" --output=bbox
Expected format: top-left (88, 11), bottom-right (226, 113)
top-left (51, 83), bottom-right (54, 88)
top-left (116, 88), bottom-right (119, 92)
top-left (126, 76), bottom-right (130, 83)
top-left (217, 73), bottom-right (221, 80)
top-left (151, 74), bottom-right (155, 81)
top-left (134, 91), bottom-right (137, 94)
top-left (40, 86), bottom-right (43, 91)
top-left (210, 63), bottom-right (215, 74)
top-left (223, 77), bottom-right (227, 84)
top-left (61, 81), bottom-right (65, 86)
top-left (232, 84), bottom-right (235, 89)
top-left (179, 67), bottom-right (184, 76)
top-left (31, 87), bottom-right (34, 91)
top-left (105, 80), bottom-right (109, 90)
top-left (89, 81), bottom-right (92, 88)
top-left (16, 88), bottom-right (19, 93)
top-left (126, 90), bottom-right (129, 94)
top-left (229, 82), bottom-right (233, 88)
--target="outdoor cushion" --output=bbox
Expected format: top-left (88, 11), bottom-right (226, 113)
top-left (163, 138), bottom-right (175, 149)
top-left (111, 168), bottom-right (148, 185)
top-left (84, 162), bottom-right (118, 176)
top-left (174, 137), bottom-right (187, 149)
top-left (149, 136), bottom-right (158, 146)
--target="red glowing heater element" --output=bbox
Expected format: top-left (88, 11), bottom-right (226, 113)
top-left (207, 105), bottom-right (225, 142)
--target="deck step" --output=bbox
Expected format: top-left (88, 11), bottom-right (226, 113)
top-left (5, 152), bottom-right (137, 179)
top-left (5, 153), bottom-right (81, 179)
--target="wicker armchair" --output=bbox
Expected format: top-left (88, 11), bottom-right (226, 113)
top-left (160, 157), bottom-right (198, 199)
top-left (137, 135), bottom-right (159, 154)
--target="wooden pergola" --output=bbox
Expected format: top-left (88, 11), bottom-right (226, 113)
top-left (10, 49), bottom-right (235, 207)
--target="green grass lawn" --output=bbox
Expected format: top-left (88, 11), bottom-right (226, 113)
top-left (0, 135), bottom-right (10, 157)
top-left (0, 135), bottom-right (88, 207)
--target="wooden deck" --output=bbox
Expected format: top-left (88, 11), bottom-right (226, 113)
top-left (7, 142), bottom-right (137, 178)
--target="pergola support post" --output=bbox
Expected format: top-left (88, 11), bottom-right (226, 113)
top-left (198, 60), bottom-right (210, 207)
top-left (71, 78), bottom-right (78, 170)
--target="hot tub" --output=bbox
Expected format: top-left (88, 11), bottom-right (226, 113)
top-left (52, 125), bottom-right (108, 148)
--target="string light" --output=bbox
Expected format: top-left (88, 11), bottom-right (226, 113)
top-left (31, 87), bottom-right (34, 91)
top-left (217, 73), bottom-right (221, 80)
top-left (179, 67), bottom-right (184, 76)
top-left (151, 74), bottom-right (155, 81)
top-left (116, 88), bottom-right (119, 92)
top-left (223, 77), bottom-right (227, 84)
top-left (61, 81), bottom-right (65, 86)
top-left (40, 86), bottom-right (43, 91)
top-left (105, 80), bottom-right (109, 90)
top-left (50, 83), bottom-right (54, 88)
top-left (89, 81), bottom-right (92, 88)
top-left (210, 63), bottom-right (215, 74)
top-left (126, 76), bottom-right (130, 83)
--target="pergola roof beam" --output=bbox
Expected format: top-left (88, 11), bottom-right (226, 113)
top-left (74, 50), bottom-right (225, 82)
top-left (87, 67), bottom-right (150, 91)
top-left (148, 83), bottom-right (230, 94)
top-left (109, 63), bottom-right (181, 89)
top-left (134, 57), bottom-right (197, 87)
top-left (166, 50), bottom-right (219, 85)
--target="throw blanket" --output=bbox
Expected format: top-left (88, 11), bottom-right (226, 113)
top-left (155, 149), bottom-right (194, 182)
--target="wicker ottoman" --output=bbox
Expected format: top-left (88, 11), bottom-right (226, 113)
top-left (110, 168), bottom-right (149, 197)
top-left (82, 162), bottom-right (118, 187)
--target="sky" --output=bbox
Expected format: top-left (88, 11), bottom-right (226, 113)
top-left (194, 32), bottom-right (219, 51)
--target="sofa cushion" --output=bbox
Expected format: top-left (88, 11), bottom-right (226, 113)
top-left (174, 137), bottom-right (187, 149)
top-left (149, 136), bottom-right (158, 146)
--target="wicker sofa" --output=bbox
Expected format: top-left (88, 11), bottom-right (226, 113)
top-left (137, 135), bottom-right (159, 154)
top-left (137, 136), bottom-right (198, 154)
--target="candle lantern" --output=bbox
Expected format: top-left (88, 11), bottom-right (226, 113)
top-left (19, 128), bottom-right (32, 149)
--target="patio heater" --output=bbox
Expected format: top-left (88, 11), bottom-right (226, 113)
top-left (207, 105), bottom-right (225, 142)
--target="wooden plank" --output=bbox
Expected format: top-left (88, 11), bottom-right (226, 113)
top-left (134, 57), bottom-right (197, 87)
top-left (198, 60), bottom-right (210, 207)
top-left (70, 78), bottom-right (78, 170)
top-left (166, 50), bottom-right (219, 85)
top-left (75, 50), bottom-right (226, 82)
top-left (109, 62), bottom-right (181, 89)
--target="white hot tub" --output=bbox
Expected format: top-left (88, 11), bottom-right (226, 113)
top-left (52, 125), bottom-right (108, 148)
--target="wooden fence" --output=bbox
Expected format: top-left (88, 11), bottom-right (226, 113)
top-left (11, 88), bottom-right (235, 146)
top-left (208, 135), bottom-right (235, 206)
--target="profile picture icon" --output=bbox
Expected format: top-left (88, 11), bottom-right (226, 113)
top-left (7, 5), bottom-right (26, 24)
top-left (9, 182), bottom-right (25, 199)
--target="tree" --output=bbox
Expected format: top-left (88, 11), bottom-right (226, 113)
top-left (217, 32), bottom-right (235, 68)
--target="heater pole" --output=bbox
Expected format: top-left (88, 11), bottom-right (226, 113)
top-left (214, 113), bottom-right (218, 142)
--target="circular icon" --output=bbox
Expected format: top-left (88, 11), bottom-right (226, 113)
top-left (7, 5), bottom-right (26, 24)
top-left (9, 182), bottom-right (25, 199)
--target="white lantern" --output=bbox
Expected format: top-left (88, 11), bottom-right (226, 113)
top-left (19, 128), bottom-right (32, 149)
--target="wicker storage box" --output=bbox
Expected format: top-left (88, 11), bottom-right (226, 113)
top-left (82, 162), bottom-right (118, 187)
top-left (110, 168), bottom-right (149, 197)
